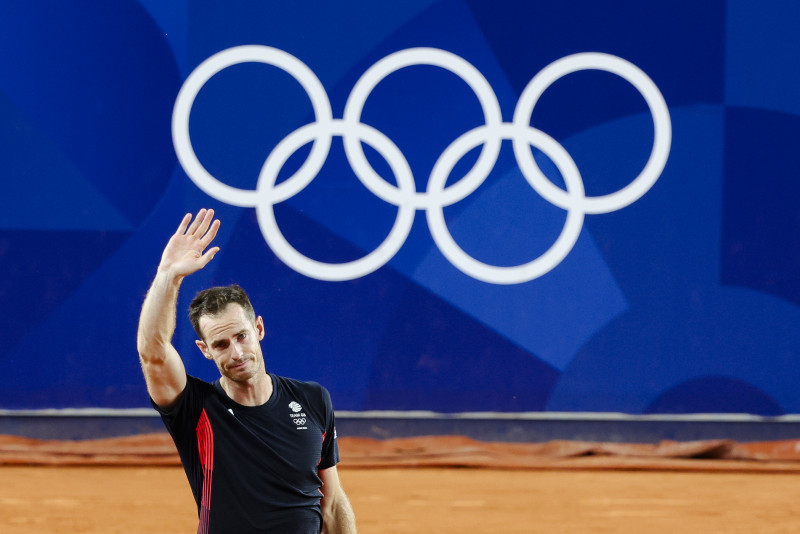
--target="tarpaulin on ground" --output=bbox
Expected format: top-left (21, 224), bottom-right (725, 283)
top-left (2, 434), bottom-right (800, 472)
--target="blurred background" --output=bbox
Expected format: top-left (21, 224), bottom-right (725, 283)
top-left (2, 0), bottom-right (800, 443)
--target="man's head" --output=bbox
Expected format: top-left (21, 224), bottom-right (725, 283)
top-left (190, 285), bottom-right (266, 383)
top-left (189, 284), bottom-right (255, 340)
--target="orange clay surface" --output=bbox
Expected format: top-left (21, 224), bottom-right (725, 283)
top-left (2, 466), bottom-right (800, 533)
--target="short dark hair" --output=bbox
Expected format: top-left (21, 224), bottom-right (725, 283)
top-left (189, 284), bottom-right (256, 340)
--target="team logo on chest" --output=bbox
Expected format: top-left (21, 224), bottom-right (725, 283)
top-left (289, 401), bottom-right (307, 430)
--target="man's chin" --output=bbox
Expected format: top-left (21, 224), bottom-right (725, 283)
top-left (222, 363), bottom-right (259, 382)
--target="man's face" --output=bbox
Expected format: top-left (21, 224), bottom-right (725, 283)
top-left (195, 304), bottom-right (265, 383)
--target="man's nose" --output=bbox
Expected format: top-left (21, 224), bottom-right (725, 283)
top-left (231, 342), bottom-right (245, 359)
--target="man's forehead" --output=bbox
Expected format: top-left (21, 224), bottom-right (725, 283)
top-left (199, 304), bottom-right (253, 336)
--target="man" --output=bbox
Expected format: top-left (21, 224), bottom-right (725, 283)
top-left (137, 208), bottom-right (357, 534)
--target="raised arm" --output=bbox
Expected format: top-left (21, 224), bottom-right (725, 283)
top-left (137, 209), bottom-right (220, 408)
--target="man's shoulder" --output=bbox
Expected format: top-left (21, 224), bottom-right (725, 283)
top-left (271, 374), bottom-right (328, 401)
top-left (272, 373), bottom-right (322, 389)
top-left (179, 374), bottom-right (219, 404)
top-left (186, 373), bottom-right (216, 390)
top-left (151, 374), bottom-right (216, 420)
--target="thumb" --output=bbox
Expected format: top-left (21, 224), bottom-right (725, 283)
top-left (199, 246), bottom-right (220, 267)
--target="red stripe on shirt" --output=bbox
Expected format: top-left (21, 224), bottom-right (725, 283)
top-left (196, 409), bottom-right (214, 534)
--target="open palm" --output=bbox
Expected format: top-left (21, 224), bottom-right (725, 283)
top-left (159, 209), bottom-right (221, 277)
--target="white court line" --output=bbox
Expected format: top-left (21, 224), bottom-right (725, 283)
top-left (0, 408), bottom-right (798, 423)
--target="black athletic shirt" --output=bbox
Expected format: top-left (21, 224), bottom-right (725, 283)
top-left (152, 374), bottom-right (339, 534)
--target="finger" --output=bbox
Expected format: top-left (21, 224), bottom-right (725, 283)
top-left (198, 246), bottom-right (220, 268)
top-left (175, 213), bottom-right (193, 235)
top-left (186, 208), bottom-right (207, 235)
top-left (200, 218), bottom-right (221, 246)
top-left (195, 208), bottom-right (215, 237)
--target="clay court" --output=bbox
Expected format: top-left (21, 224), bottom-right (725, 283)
top-left (3, 465), bottom-right (800, 533)
top-left (2, 433), bottom-right (800, 533)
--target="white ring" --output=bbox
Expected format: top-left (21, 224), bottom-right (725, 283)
top-left (172, 45), bottom-right (333, 207)
top-left (513, 52), bottom-right (671, 214)
top-left (256, 120), bottom-right (416, 281)
top-left (427, 123), bottom-right (585, 284)
top-left (343, 47), bottom-right (503, 209)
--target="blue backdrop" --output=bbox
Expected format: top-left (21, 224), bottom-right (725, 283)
top-left (2, 0), bottom-right (800, 416)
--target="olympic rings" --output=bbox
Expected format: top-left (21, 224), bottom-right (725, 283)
top-left (172, 45), bottom-right (672, 284)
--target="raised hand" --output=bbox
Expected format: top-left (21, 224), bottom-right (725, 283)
top-left (158, 209), bottom-right (221, 278)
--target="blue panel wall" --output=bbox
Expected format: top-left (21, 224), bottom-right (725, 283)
top-left (1, 1), bottom-right (799, 416)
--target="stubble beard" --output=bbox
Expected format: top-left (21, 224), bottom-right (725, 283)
top-left (221, 354), bottom-right (263, 383)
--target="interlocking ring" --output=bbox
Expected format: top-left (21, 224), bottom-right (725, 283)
top-left (512, 52), bottom-right (672, 214)
top-left (172, 45), bottom-right (671, 284)
top-left (172, 45), bottom-right (333, 208)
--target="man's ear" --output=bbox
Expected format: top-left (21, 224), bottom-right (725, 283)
top-left (196, 340), bottom-right (213, 360)
top-left (255, 316), bottom-right (265, 341)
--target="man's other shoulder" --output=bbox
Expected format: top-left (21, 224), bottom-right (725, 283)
top-left (272, 374), bottom-right (328, 399)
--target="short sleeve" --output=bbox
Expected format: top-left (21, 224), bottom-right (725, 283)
top-left (318, 386), bottom-right (339, 470)
top-left (151, 375), bottom-right (206, 448)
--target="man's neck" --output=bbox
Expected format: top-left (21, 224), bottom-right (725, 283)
top-left (221, 372), bottom-right (273, 406)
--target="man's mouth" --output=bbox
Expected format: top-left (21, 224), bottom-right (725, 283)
top-left (228, 359), bottom-right (250, 371)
